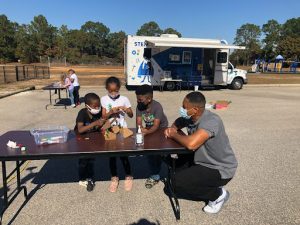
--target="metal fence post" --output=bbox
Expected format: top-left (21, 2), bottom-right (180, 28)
top-left (3, 66), bottom-right (6, 83)
top-left (16, 66), bottom-right (19, 81)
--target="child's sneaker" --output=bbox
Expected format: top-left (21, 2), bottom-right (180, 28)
top-left (79, 180), bottom-right (88, 187)
top-left (203, 188), bottom-right (230, 214)
top-left (145, 176), bottom-right (159, 189)
top-left (86, 179), bottom-right (95, 192)
top-left (108, 176), bottom-right (119, 193)
top-left (124, 176), bottom-right (133, 191)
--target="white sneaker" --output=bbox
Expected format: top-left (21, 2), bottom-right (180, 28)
top-left (203, 188), bottom-right (230, 214)
top-left (71, 104), bottom-right (76, 108)
top-left (79, 180), bottom-right (88, 187)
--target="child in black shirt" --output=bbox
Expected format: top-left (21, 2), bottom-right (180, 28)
top-left (74, 93), bottom-right (106, 191)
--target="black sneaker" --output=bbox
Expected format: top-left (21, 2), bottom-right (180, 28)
top-left (145, 177), bottom-right (159, 189)
top-left (86, 179), bottom-right (95, 192)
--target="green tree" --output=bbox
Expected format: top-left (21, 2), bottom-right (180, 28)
top-left (80, 21), bottom-right (110, 57)
top-left (277, 36), bottom-right (300, 60)
top-left (0, 15), bottom-right (17, 63)
top-left (234, 23), bottom-right (261, 65)
top-left (106, 31), bottom-right (126, 62)
top-left (136, 21), bottom-right (162, 36)
top-left (56, 25), bottom-right (69, 58)
top-left (163, 27), bottom-right (182, 37)
top-left (262, 19), bottom-right (281, 59)
top-left (29, 15), bottom-right (57, 58)
top-left (15, 24), bottom-right (38, 63)
top-left (65, 29), bottom-right (86, 63)
top-left (281, 17), bottom-right (300, 38)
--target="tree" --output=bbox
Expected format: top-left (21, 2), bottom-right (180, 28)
top-left (163, 28), bottom-right (182, 37)
top-left (0, 15), bottom-right (17, 62)
top-left (65, 29), bottom-right (86, 63)
top-left (29, 15), bottom-right (57, 58)
top-left (56, 25), bottom-right (69, 58)
top-left (15, 24), bottom-right (38, 63)
top-left (80, 21), bottom-right (110, 57)
top-left (281, 17), bottom-right (300, 38)
top-left (277, 36), bottom-right (300, 60)
top-left (262, 19), bottom-right (281, 59)
top-left (234, 23), bottom-right (262, 65)
top-left (136, 21), bottom-right (162, 36)
top-left (106, 31), bottom-right (126, 62)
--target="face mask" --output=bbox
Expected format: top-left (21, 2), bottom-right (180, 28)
top-left (108, 93), bottom-right (120, 100)
top-left (137, 102), bottom-right (148, 111)
top-left (87, 105), bottom-right (101, 115)
top-left (179, 107), bottom-right (191, 119)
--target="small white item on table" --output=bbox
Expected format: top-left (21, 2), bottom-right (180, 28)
top-left (7, 140), bottom-right (19, 149)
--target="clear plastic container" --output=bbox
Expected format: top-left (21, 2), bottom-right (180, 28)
top-left (30, 126), bottom-right (70, 145)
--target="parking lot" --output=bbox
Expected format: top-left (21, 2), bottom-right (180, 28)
top-left (0, 86), bottom-right (299, 225)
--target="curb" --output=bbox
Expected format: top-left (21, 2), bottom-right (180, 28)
top-left (0, 86), bottom-right (36, 99)
top-left (246, 84), bottom-right (300, 87)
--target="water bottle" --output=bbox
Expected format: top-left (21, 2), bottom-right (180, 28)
top-left (136, 125), bottom-right (144, 146)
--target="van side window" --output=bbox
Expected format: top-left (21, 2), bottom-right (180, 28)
top-left (182, 51), bottom-right (192, 64)
top-left (217, 52), bottom-right (227, 63)
top-left (143, 48), bottom-right (152, 60)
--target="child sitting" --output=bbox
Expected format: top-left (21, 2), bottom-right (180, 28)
top-left (74, 93), bottom-right (106, 191)
top-left (101, 76), bottom-right (134, 192)
top-left (135, 84), bottom-right (168, 188)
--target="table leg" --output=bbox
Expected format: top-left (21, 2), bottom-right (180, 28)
top-left (49, 90), bottom-right (52, 105)
top-left (46, 90), bottom-right (52, 110)
top-left (165, 156), bottom-right (180, 220)
top-left (0, 161), bottom-right (28, 224)
top-left (58, 89), bottom-right (61, 99)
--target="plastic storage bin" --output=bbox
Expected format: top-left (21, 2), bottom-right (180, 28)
top-left (30, 126), bottom-right (70, 145)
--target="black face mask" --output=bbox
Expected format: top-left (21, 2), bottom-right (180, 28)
top-left (137, 102), bottom-right (148, 111)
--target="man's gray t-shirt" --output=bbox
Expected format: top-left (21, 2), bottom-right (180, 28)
top-left (136, 100), bottom-right (168, 128)
top-left (187, 110), bottom-right (237, 179)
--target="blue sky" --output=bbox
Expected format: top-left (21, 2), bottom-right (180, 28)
top-left (1, 0), bottom-right (299, 43)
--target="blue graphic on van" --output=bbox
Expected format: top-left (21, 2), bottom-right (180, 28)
top-left (138, 59), bottom-right (153, 83)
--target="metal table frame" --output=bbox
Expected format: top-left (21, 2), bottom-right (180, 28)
top-left (0, 130), bottom-right (186, 223)
top-left (42, 84), bottom-right (68, 110)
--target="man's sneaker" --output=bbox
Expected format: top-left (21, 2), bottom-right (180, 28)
top-left (79, 180), bottom-right (88, 187)
top-left (203, 188), bottom-right (230, 214)
top-left (86, 179), bottom-right (95, 192)
top-left (71, 104), bottom-right (76, 108)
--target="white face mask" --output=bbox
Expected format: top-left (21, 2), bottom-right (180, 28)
top-left (86, 105), bottom-right (101, 115)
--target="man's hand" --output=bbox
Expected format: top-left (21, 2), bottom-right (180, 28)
top-left (164, 127), bottom-right (177, 138)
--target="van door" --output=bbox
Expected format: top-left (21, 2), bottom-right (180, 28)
top-left (214, 49), bottom-right (228, 85)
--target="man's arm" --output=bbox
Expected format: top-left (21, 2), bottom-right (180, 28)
top-left (171, 117), bottom-right (190, 130)
top-left (165, 128), bottom-right (210, 151)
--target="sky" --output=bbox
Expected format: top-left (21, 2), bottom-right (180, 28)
top-left (1, 0), bottom-right (299, 44)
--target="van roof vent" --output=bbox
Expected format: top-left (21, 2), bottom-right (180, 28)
top-left (160, 34), bottom-right (179, 38)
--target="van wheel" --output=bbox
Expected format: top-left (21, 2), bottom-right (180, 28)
top-left (231, 78), bottom-right (243, 90)
top-left (165, 81), bottom-right (176, 91)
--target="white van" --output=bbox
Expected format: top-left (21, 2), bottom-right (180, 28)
top-left (124, 34), bottom-right (247, 90)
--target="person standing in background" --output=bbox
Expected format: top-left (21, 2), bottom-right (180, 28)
top-left (69, 69), bottom-right (80, 106)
